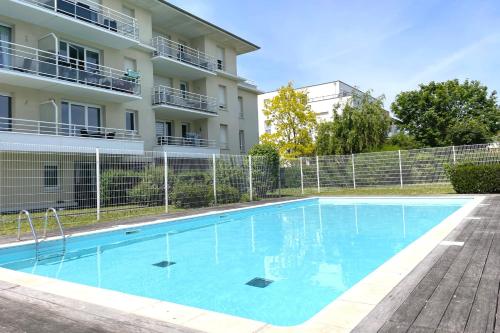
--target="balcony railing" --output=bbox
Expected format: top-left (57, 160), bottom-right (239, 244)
top-left (152, 36), bottom-right (219, 72)
top-left (157, 135), bottom-right (217, 149)
top-left (0, 117), bottom-right (140, 141)
top-left (152, 86), bottom-right (217, 115)
top-left (18, 0), bottom-right (138, 40)
top-left (0, 41), bottom-right (141, 96)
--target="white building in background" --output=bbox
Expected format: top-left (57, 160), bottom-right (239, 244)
top-left (258, 80), bottom-right (366, 136)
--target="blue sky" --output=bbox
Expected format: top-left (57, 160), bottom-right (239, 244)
top-left (168, 0), bottom-right (500, 107)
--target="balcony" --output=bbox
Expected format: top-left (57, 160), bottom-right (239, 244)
top-left (0, 117), bottom-right (144, 153)
top-left (3, 0), bottom-right (139, 49)
top-left (0, 41), bottom-right (141, 103)
top-left (152, 86), bottom-right (218, 119)
top-left (155, 135), bottom-right (219, 155)
top-left (151, 36), bottom-right (217, 80)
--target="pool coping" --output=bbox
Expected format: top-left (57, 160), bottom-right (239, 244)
top-left (0, 195), bottom-right (486, 333)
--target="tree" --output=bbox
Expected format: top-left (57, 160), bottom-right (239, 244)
top-left (316, 92), bottom-right (391, 155)
top-left (391, 79), bottom-right (500, 147)
top-left (260, 82), bottom-right (317, 158)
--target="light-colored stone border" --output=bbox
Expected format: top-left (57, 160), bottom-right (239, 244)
top-left (0, 196), bottom-right (484, 333)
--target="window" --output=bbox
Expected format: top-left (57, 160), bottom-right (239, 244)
top-left (44, 165), bottom-right (59, 190)
top-left (181, 123), bottom-right (190, 137)
top-left (123, 57), bottom-right (137, 72)
top-left (239, 130), bottom-right (245, 153)
top-left (0, 94), bottom-right (11, 131)
top-left (219, 124), bottom-right (228, 149)
top-left (180, 81), bottom-right (189, 98)
top-left (218, 85), bottom-right (227, 110)
top-left (0, 25), bottom-right (12, 68)
top-left (125, 110), bottom-right (137, 131)
top-left (61, 101), bottom-right (101, 135)
top-left (238, 96), bottom-right (244, 119)
top-left (216, 46), bottom-right (225, 70)
top-left (156, 121), bottom-right (172, 145)
top-left (58, 40), bottom-right (100, 74)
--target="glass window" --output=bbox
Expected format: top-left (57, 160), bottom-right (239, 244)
top-left (216, 46), bottom-right (225, 70)
top-left (0, 25), bottom-right (11, 68)
top-left (87, 107), bottom-right (100, 129)
top-left (239, 130), bottom-right (245, 153)
top-left (218, 85), bottom-right (227, 110)
top-left (238, 96), bottom-right (244, 119)
top-left (219, 124), bottom-right (228, 149)
top-left (61, 101), bottom-right (102, 135)
top-left (125, 111), bottom-right (137, 131)
top-left (0, 94), bottom-right (11, 131)
top-left (44, 165), bottom-right (59, 189)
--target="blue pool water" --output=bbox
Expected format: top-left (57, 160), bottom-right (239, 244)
top-left (0, 197), bottom-right (469, 326)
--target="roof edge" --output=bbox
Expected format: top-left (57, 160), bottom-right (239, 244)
top-left (158, 1), bottom-right (260, 53)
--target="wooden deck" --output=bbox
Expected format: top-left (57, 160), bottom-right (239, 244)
top-left (354, 195), bottom-right (500, 333)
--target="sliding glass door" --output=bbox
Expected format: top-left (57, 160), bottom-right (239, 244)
top-left (62, 101), bottom-right (101, 136)
top-left (0, 95), bottom-right (11, 131)
top-left (0, 25), bottom-right (11, 68)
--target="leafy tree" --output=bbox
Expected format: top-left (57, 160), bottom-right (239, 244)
top-left (260, 82), bottom-right (317, 158)
top-left (379, 132), bottom-right (423, 151)
top-left (391, 79), bottom-right (500, 147)
top-left (316, 92), bottom-right (391, 155)
top-left (248, 143), bottom-right (280, 197)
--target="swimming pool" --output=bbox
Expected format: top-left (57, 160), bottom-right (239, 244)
top-left (0, 197), bottom-right (471, 326)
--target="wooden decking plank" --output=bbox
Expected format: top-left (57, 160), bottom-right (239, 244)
top-left (436, 232), bottom-right (494, 332)
top-left (409, 229), bottom-right (484, 329)
top-left (377, 320), bottom-right (410, 333)
top-left (465, 233), bottom-right (500, 333)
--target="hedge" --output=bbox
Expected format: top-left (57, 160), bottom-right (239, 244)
top-left (446, 163), bottom-right (500, 194)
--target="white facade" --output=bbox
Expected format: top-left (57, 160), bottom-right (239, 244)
top-left (258, 81), bottom-right (364, 136)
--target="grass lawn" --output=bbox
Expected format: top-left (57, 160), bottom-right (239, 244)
top-left (1, 184), bottom-right (456, 237)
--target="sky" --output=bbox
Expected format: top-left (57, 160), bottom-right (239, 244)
top-left (168, 0), bottom-right (500, 108)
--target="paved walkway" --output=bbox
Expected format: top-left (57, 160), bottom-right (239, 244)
top-left (354, 195), bottom-right (500, 333)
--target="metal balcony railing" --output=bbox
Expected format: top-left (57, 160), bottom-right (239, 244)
top-left (18, 0), bottom-right (139, 40)
top-left (152, 86), bottom-right (218, 115)
top-left (0, 117), bottom-right (141, 141)
top-left (151, 36), bottom-right (219, 72)
top-left (157, 135), bottom-right (217, 149)
top-left (0, 41), bottom-right (141, 96)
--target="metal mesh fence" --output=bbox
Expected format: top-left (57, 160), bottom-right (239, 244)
top-left (0, 142), bottom-right (498, 237)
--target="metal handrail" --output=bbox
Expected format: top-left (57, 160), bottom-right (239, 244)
top-left (0, 40), bottom-right (141, 95)
top-left (157, 135), bottom-right (217, 148)
top-left (152, 85), bottom-right (218, 114)
top-left (43, 208), bottom-right (65, 242)
top-left (152, 36), bottom-right (218, 71)
top-left (0, 117), bottom-right (141, 141)
top-left (18, 0), bottom-right (139, 40)
top-left (17, 210), bottom-right (38, 244)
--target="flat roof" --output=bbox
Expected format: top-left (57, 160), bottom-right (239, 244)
top-left (262, 80), bottom-right (364, 94)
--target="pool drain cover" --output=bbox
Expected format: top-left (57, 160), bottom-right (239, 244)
top-left (153, 261), bottom-right (176, 268)
top-left (246, 277), bottom-right (273, 288)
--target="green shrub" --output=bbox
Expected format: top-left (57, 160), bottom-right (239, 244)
top-left (249, 143), bottom-right (280, 196)
top-left (446, 163), bottom-right (500, 193)
top-left (170, 183), bottom-right (213, 208)
top-left (216, 184), bottom-right (241, 204)
top-left (128, 166), bottom-right (165, 206)
top-left (100, 169), bottom-right (141, 206)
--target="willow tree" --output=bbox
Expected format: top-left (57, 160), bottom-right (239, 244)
top-left (316, 92), bottom-right (391, 155)
top-left (260, 82), bottom-right (317, 158)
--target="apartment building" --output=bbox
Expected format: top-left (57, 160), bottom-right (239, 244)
top-left (0, 0), bottom-right (261, 212)
top-left (0, 0), bottom-right (261, 155)
top-left (258, 81), bottom-right (363, 136)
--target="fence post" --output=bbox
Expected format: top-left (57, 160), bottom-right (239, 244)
top-left (248, 155), bottom-right (253, 201)
top-left (452, 146), bottom-right (456, 164)
top-left (351, 154), bottom-right (356, 189)
top-left (95, 148), bottom-right (100, 221)
top-left (300, 157), bottom-right (304, 195)
top-left (164, 151), bottom-right (168, 213)
top-left (212, 154), bottom-right (217, 205)
top-left (398, 150), bottom-right (403, 188)
top-left (278, 156), bottom-right (282, 197)
top-left (316, 155), bottom-right (320, 193)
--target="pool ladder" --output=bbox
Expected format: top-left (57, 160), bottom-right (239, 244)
top-left (17, 208), bottom-right (66, 260)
